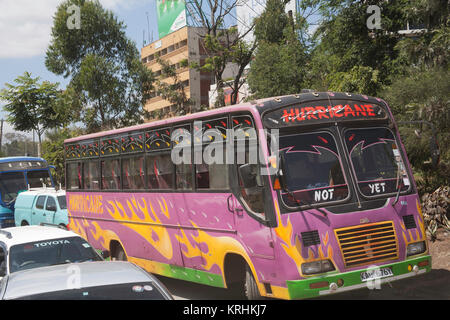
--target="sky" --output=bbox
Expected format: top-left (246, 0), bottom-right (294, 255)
top-left (0, 0), bottom-right (319, 139)
top-left (0, 0), bottom-right (159, 137)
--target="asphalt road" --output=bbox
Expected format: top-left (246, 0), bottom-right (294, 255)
top-left (156, 268), bottom-right (450, 300)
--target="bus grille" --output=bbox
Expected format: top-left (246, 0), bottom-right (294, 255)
top-left (335, 221), bottom-right (399, 268)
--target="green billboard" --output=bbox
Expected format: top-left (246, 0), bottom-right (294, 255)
top-left (157, 0), bottom-right (187, 39)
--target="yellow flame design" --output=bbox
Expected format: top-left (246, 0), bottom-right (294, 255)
top-left (90, 221), bottom-right (119, 250)
top-left (273, 200), bottom-right (334, 277)
top-left (106, 197), bottom-right (173, 260)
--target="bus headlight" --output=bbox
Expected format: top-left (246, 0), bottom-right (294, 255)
top-left (301, 260), bottom-right (335, 275)
top-left (406, 241), bottom-right (426, 256)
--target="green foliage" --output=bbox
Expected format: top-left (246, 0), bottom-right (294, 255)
top-left (45, 0), bottom-right (154, 132)
top-left (154, 56), bottom-right (193, 116)
top-left (0, 72), bottom-right (73, 156)
top-left (41, 127), bottom-right (84, 187)
top-left (382, 67), bottom-right (450, 193)
top-left (248, 0), bottom-right (309, 99)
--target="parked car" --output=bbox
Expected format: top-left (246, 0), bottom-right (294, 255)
top-left (0, 261), bottom-right (173, 300)
top-left (0, 225), bottom-right (105, 279)
top-left (14, 188), bottom-right (67, 227)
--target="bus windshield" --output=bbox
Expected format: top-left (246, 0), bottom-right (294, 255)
top-left (0, 172), bottom-right (26, 204)
top-left (344, 127), bottom-right (410, 197)
top-left (26, 170), bottom-right (52, 188)
top-left (279, 132), bottom-right (349, 207)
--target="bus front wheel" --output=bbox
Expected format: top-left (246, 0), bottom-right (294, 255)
top-left (245, 266), bottom-right (263, 300)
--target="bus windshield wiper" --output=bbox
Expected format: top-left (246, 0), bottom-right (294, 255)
top-left (284, 188), bottom-right (327, 217)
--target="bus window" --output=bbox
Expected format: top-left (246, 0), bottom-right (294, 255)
top-left (123, 156), bottom-right (145, 190)
top-left (83, 161), bottom-right (100, 190)
top-left (344, 127), bottom-right (410, 197)
top-left (176, 164), bottom-right (192, 190)
top-left (237, 147), bottom-right (264, 214)
top-left (195, 146), bottom-right (229, 190)
top-left (146, 154), bottom-right (174, 190)
top-left (67, 163), bottom-right (81, 190)
top-left (101, 159), bottom-right (121, 190)
top-left (0, 172), bottom-right (26, 204)
top-left (27, 170), bottom-right (52, 188)
top-left (279, 132), bottom-right (349, 207)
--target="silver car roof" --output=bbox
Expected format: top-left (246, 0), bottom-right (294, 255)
top-left (3, 261), bottom-right (166, 300)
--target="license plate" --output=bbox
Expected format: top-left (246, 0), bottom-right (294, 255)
top-left (360, 267), bottom-right (394, 282)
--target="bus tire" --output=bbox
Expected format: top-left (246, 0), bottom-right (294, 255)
top-left (115, 246), bottom-right (127, 261)
top-left (245, 265), bottom-right (263, 300)
top-left (21, 221), bottom-right (29, 226)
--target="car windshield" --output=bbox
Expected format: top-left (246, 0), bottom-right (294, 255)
top-left (26, 170), bottom-right (53, 188)
top-left (57, 196), bottom-right (67, 209)
top-left (344, 127), bottom-right (410, 197)
top-left (279, 132), bottom-right (349, 207)
top-left (9, 237), bottom-right (102, 273)
top-left (0, 172), bottom-right (26, 204)
top-left (11, 282), bottom-right (168, 300)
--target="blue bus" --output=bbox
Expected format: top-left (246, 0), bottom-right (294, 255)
top-left (0, 157), bottom-right (55, 228)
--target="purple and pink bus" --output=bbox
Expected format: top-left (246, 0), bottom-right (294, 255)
top-left (64, 92), bottom-right (431, 299)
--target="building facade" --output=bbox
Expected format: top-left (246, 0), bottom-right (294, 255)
top-left (141, 26), bottom-right (216, 116)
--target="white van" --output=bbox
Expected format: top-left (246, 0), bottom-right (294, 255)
top-left (14, 189), bottom-right (68, 228)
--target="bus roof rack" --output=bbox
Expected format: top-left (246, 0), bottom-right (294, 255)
top-left (0, 230), bottom-right (12, 239)
top-left (39, 223), bottom-right (69, 231)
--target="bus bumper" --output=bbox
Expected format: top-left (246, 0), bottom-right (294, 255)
top-left (286, 255), bottom-right (432, 299)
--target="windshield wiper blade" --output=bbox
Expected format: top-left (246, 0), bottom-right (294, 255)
top-left (284, 189), bottom-right (327, 217)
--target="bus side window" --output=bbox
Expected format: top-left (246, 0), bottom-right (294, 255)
top-left (101, 159), bottom-right (121, 190)
top-left (146, 154), bottom-right (174, 190)
top-left (195, 144), bottom-right (229, 190)
top-left (176, 164), bottom-right (193, 190)
top-left (67, 162), bottom-right (81, 190)
top-left (123, 156), bottom-right (145, 190)
top-left (83, 161), bottom-right (99, 190)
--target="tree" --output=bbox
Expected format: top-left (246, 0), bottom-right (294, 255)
top-left (2, 133), bottom-right (37, 157)
top-left (42, 127), bottom-right (83, 187)
top-left (189, 0), bottom-right (256, 107)
top-left (0, 72), bottom-right (73, 157)
top-left (45, 0), bottom-right (154, 132)
top-left (306, 0), bottom-right (409, 95)
top-left (247, 0), bottom-right (309, 98)
top-left (153, 56), bottom-right (193, 117)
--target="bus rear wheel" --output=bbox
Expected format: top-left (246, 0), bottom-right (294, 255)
top-left (112, 243), bottom-right (127, 261)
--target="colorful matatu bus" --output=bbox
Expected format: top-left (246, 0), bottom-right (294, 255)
top-left (64, 91), bottom-right (431, 300)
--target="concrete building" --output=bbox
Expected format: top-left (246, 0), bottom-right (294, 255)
top-left (141, 26), bottom-right (240, 116)
top-left (141, 26), bottom-right (213, 116)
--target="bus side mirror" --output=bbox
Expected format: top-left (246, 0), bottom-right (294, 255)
top-left (238, 164), bottom-right (263, 189)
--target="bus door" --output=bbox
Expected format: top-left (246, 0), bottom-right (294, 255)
top-left (230, 116), bottom-right (275, 259)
